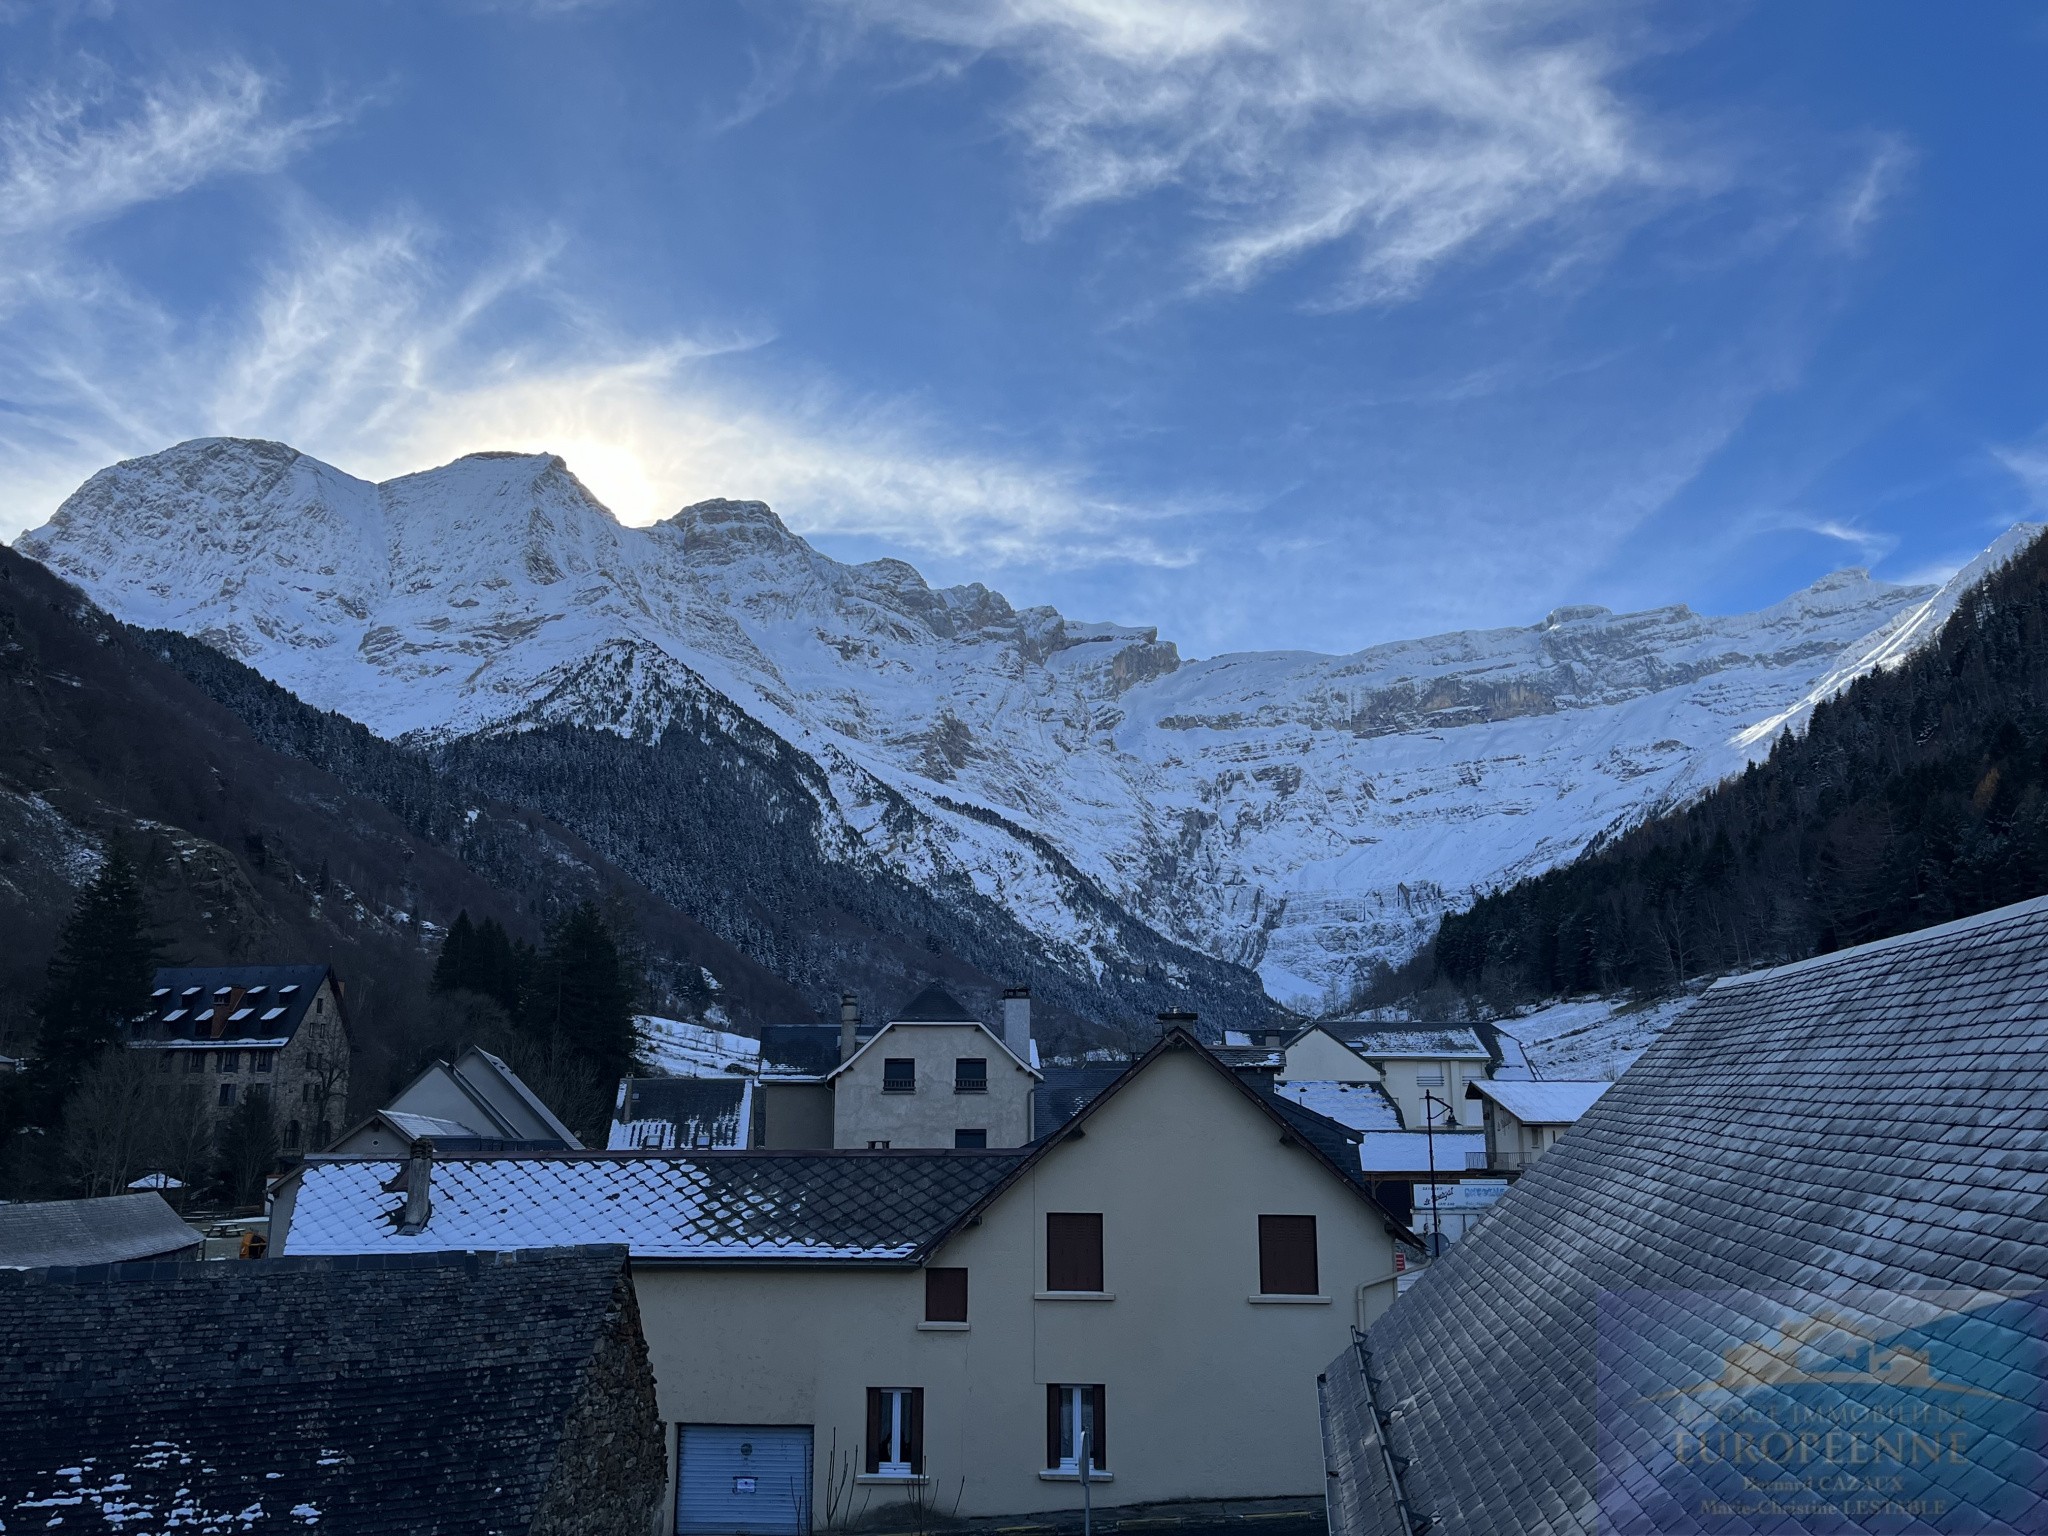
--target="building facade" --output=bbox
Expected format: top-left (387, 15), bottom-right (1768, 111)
top-left (127, 965), bottom-right (352, 1152)
top-left (278, 1030), bottom-right (1419, 1531)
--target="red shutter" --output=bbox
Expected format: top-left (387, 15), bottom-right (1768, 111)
top-left (1258, 1214), bottom-right (1319, 1295)
top-left (1046, 1213), bottom-right (1104, 1291)
top-left (1046, 1384), bottom-right (1062, 1469)
top-left (1089, 1385), bottom-right (1107, 1469)
top-left (907, 1388), bottom-right (925, 1474)
top-left (925, 1267), bottom-right (969, 1322)
top-left (866, 1388), bottom-right (886, 1474)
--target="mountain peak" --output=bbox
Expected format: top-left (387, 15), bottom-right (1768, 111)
top-left (664, 498), bottom-right (797, 558)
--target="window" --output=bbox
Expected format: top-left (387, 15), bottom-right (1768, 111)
top-left (1257, 1215), bottom-right (1320, 1296)
top-left (954, 1057), bottom-right (987, 1093)
top-left (1046, 1212), bottom-right (1104, 1292)
top-left (865, 1387), bottom-right (924, 1476)
top-left (314, 1120), bottom-right (332, 1148)
top-left (245, 1082), bottom-right (269, 1105)
top-left (283, 1120), bottom-right (301, 1150)
top-left (218, 1082), bottom-right (237, 1107)
top-left (302, 1083), bottom-right (317, 1103)
top-left (1046, 1385), bottom-right (1106, 1472)
top-left (253, 1051), bottom-right (275, 1073)
top-left (184, 1053), bottom-right (205, 1075)
top-left (1416, 1066), bottom-right (1445, 1086)
top-left (954, 1129), bottom-right (987, 1149)
top-left (924, 1267), bottom-right (968, 1323)
top-left (882, 1058), bottom-right (916, 1093)
top-left (220, 1052), bottom-right (240, 1075)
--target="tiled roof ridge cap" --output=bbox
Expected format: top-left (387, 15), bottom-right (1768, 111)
top-left (1707, 891), bottom-right (2048, 992)
top-left (299, 1146), bottom-right (1036, 1163)
top-left (0, 1243), bottom-right (631, 1285)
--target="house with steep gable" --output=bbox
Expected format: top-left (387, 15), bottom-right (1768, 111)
top-left (328, 1045), bottom-right (582, 1155)
top-left (276, 1028), bottom-right (1419, 1531)
top-left (127, 965), bottom-right (351, 1152)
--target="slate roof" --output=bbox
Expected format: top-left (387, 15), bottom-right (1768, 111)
top-left (1033, 1064), bottom-right (1131, 1135)
top-left (1210, 1046), bottom-right (1285, 1071)
top-left (1277, 1079), bottom-right (1405, 1133)
top-left (1465, 1078), bottom-right (1611, 1124)
top-left (759, 1024), bottom-right (848, 1076)
top-left (131, 964), bottom-right (334, 1044)
top-left (1339, 1025), bottom-right (1491, 1061)
top-left (1326, 893), bottom-right (2048, 1536)
top-left (0, 1246), bottom-right (643, 1534)
top-left (285, 1150), bottom-right (1029, 1263)
top-left (609, 1076), bottom-right (751, 1150)
top-left (892, 983), bottom-right (976, 1023)
top-left (0, 1193), bottom-right (199, 1269)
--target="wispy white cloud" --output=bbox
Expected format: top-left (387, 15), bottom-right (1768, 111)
top-left (824, 0), bottom-right (1671, 304)
top-left (0, 214), bottom-right (1195, 571)
top-left (0, 60), bottom-right (337, 253)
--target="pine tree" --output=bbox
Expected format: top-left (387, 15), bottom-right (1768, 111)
top-left (432, 910), bottom-right (478, 994)
top-left (32, 843), bottom-right (158, 1112)
top-left (523, 901), bottom-right (639, 1085)
top-left (431, 911), bottom-right (526, 1017)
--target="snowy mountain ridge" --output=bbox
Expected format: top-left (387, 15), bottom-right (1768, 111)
top-left (19, 437), bottom-right (2037, 1009)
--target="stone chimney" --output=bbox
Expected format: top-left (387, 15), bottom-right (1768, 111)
top-left (397, 1140), bottom-right (434, 1235)
top-left (839, 992), bottom-right (861, 1063)
top-left (1156, 1009), bottom-right (1198, 1040)
top-left (1002, 987), bottom-right (1032, 1062)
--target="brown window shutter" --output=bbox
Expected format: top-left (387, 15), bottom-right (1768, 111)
top-left (1046, 1212), bottom-right (1104, 1291)
top-left (866, 1387), bottom-right (886, 1474)
top-left (1089, 1385), bottom-right (1107, 1468)
top-left (1046, 1384), bottom-right (1062, 1469)
top-left (925, 1267), bottom-right (969, 1323)
top-left (1258, 1214), bottom-right (1319, 1295)
top-left (907, 1388), bottom-right (925, 1475)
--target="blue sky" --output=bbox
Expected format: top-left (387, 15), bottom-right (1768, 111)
top-left (2, 1), bottom-right (2045, 656)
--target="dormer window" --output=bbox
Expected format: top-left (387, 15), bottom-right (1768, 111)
top-left (883, 1059), bottom-right (916, 1094)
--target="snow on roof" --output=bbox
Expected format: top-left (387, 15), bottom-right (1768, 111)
top-left (1467, 1078), bottom-right (1612, 1124)
top-left (1341, 1026), bottom-right (1491, 1061)
top-left (381, 1111), bottom-right (480, 1140)
top-left (1276, 1080), bottom-right (1404, 1133)
top-left (1356, 1131), bottom-right (1486, 1175)
top-left (285, 1152), bottom-right (1025, 1263)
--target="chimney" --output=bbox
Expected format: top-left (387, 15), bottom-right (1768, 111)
top-left (1156, 1009), bottom-right (1198, 1040)
top-left (1002, 986), bottom-right (1032, 1062)
top-left (397, 1140), bottom-right (434, 1235)
top-left (839, 992), bottom-right (861, 1063)
top-left (1263, 1027), bottom-right (1287, 1049)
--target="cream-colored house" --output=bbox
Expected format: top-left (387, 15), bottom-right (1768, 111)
top-left (759, 986), bottom-right (1039, 1150)
top-left (1337, 1027), bottom-right (1493, 1131)
top-left (274, 1029), bottom-right (1419, 1532)
top-left (1464, 1078), bottom-right (1611, 1172)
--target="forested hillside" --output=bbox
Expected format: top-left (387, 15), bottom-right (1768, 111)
top-left (1434, 530), bottom-right (2048, 1000)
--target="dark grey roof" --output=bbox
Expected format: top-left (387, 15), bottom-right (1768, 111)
top-left (0, 1246), bottom-right (653, 1534)
top-left (1326, 894), bottom-right (2048, 1536)
top-left (1033, 1063), bottom-right (1131, 1135)
top-left (0, 1192), bottom-right (199, 1269)
top-left (616, 1076), bottom-right (749, 1149)
top-left (1210, 1046), bottom-right (1285, 1071)
top-left (759, 1024), bottom-right (845, 1075)
top-left (132, 964), bottom-right (334, 1044)
top-left (287, 1149), bottom-right (1034, 1262)
top-left (893, 983), bottom-right (976, 1022)
top-left (1263, 1091), bottom-right (1366, 1187)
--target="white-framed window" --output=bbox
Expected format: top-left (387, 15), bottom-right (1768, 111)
top-left (866, 1387), bottom-right (923, 1475)
top-left (1048, 1384), bottom-right (1105, 1472)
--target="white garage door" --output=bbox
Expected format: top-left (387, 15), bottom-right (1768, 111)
top-left (676, 1424), bottom-right (814, 1536)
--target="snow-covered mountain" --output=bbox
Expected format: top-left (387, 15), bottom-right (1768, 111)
top-left (19, 438), bottom-right (2036, 1009)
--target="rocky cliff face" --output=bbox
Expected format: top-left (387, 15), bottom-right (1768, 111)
top-left (21, 437), bottom-right (2034, 1008)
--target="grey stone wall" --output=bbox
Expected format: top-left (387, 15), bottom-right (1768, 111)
top-left (530, 1271), bottom-right (668, 1536)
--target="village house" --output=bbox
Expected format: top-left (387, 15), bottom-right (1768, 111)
top-left (1321, 894), bottom-right (2048, 1536)
top-left (328, 1044), bottom-right (582, 1156)
top-left (1462, 1078), bottom-right (1611, 1173)
top-left (754, 985), bottom-right (1039, 1150)
top-left (126, 965), bottom-right (351, 1152)
top-left (0, 1246), bottom-right (664, 1534)
top-left (274, 1028), bottom-right (1420, 1533)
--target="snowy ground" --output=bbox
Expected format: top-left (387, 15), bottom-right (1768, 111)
top-left (1506, 993), bottom-right (1701, 1080)
top-left (637, 1015), bottom-right (759, 1078)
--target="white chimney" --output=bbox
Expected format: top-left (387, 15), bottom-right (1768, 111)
top-left (1002, 986), bottom-right (1031, 1062)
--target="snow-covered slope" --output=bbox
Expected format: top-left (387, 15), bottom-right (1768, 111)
top-left (20, 438), bottom-right (2036, 1008)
